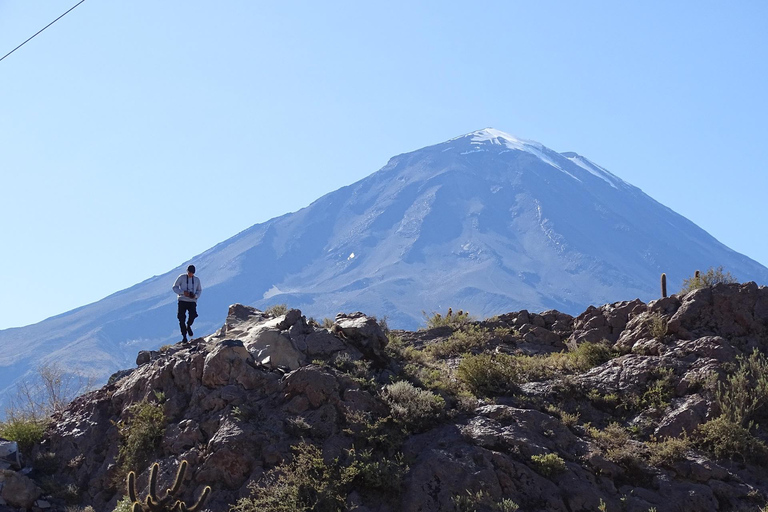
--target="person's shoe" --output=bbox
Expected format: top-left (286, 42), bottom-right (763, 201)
top-left (187, 325), bottom-right (194, 336)
top-left (181, 337), bottom-right (188, 343)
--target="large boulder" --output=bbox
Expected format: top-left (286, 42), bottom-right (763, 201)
top-left (0, 470), bottom-right (41, 509)
top-left (331, 312), bottom-right (388, 362)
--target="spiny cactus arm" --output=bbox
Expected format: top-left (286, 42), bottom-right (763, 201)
top-left (186, 486), bottom-right (211, 512)
top-left (661, 273), bottom-right (667, 298)
top-left (132, 503), bottom-right (143, 512)
top-left (167, 460), bottom-right (187, 497)
top-left (148, 463), bottom-right (160, 502)
top-left (127, 471), bottom-right (139, 503)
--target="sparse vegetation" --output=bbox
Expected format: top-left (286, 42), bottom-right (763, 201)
top-left (451, 490), bottom-right (519, 512)
top-left (115, 400), bottom-right (166, 477)
top-left (232, 440), bottom-right (407, 512)
top-left (647, 435), bottom-right (691, 467)
top-left (695, 416), bottom-right (768, 463)
top-left (0, 415), bottom-right (47, 454)
top-left (5, 362), bottom-right (93, 422)
top-left (715, 349), bottom-right (768, 427)
top-left (530, 452), bottom-right (567, 476)
top-left (425, 324), bottom-right (489, 358)
top-left (381, 380), bottom-right (445, 431)
top-left (423, 309), bottom-right (474, 329)
top-left (265, 303), bottom-right (288, 316)
top-left (457, 342), bottom-right (617, 397)
top-left (680, 265), bottom-right (738, 294)
top-left (646, 312), bottom-right (667, 341)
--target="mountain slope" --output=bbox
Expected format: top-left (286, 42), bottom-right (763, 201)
top-left (1, 128), bottom-right (766, 407)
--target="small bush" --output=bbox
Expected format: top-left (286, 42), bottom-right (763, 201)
top-left (695, 416), bottom-right (768, 463)
top-left (425, 325), bottom-right (488, 358)
top-left (116, 400), bottom-right (166, 475)
top-left (423, 309), bottom-right (474, 329)
top-left (381, 381), bottom-right (444, 431)
top-left (680, 266), bottom-right (738, 294)
top-left (0, 416), bottom-right (47, 453)
top-left (265, 304), bottom-right (288, 317)
top-left (588, 423), bottom-right (645, 467)
top-left (457, 353), bottom-right (518, 396)
top-left (715, 349), bottom-right (768, 427)
top-left (112, 496), bottom-right (134, 512)
top-left (567, 342), bottom-right (615, 370)
top-left (530, 453), bottom-right (567, 476)
top-left (645, 312), bottom-right (667, 341)
top-left (452, 490), bottom-right (519, 512)
top-left (232, 441), bottom-right (351, 512)
top-left (647, 435), bottom-right (690, 467)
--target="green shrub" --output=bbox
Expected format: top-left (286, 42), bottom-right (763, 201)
top-left (647, 435), bottom-right (690, 467)
top-left (588, 423), bottom-right (645, 468)
top-left (640, 367), bottom-right (675, 411)
top-left (116, 400), bottom-right (166, 476)
top-left (680, 266), bottom-right (738, 294)
top-left (457, 353), bottom-right (518, 396)
top-left (0, 416), bottom-right (47, 453)
top-left (645, 312), bottom-right (667, 341)
top-left (695, 416), bottom-right (768, 463)
top-left (452, 490), bottom-right (519, 512)
top-left (567, 341), bottom-right (615, 370)
top-left (425, 325), bottom-right (488, 358)
top-left (530, 453), bottom-right (567, 476)
top-left (232, 441), bottom-right (351, 512)
top-left (715, 349), bottom-right (768, 427)
top-left (423, 309), bottom-right (474, 329)
top-left (345, 447), bottom-right (408, 494)
top-left (112, 496), bottom-right (133, 512)
top-left (381, 381), bottom-right (444, 431)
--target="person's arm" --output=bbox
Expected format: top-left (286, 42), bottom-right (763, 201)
top-left (195, 277), bottom-right (202, 298)
top-left (172, 275), bottom-right (183, 296)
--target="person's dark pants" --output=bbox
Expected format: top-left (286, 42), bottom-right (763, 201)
top-left (177, 301), bottom-right (198, 338)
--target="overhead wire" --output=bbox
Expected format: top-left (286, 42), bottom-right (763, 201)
top-left (0, 0), bottom-right (86, 64)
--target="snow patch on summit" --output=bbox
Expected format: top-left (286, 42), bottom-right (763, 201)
top-left (563, 152), bottom-right (625, 189)
top-left (466, 128), bottom-right (581, 182)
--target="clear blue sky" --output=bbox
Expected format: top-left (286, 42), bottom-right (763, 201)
top-left (1, 1), bottom-right (767, 330)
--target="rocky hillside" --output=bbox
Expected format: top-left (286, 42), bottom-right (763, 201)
top-left (6, 282), bottom-right (768, 512)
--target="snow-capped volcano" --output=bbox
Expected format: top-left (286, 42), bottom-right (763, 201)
top-left (1, 128), bottom-right (767, 408)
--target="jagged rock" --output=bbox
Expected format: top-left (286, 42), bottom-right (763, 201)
top-left (30, 282), bottom-right (768, 512)
top-left (332, 312), bottom-right (388, 361)
top-left (0, 470), bottom-right (41, 509)
top-left (655, 395), bottom-right (709, 438)
top-left (136, 350), bottom-right (158, 365)
top-left (202, 339), bottom-right (254, 388)
top-left (244, 327), bottom-right (305, 370)
top-left (0, 441), bottom-right (20, 471)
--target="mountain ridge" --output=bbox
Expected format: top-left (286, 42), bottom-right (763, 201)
top-left (1, 128), bottom-right (766, 412)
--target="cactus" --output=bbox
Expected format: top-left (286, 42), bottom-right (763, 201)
top-left (127, 460), bottom-right (211, 512)
top-left (661, 273), bottom-right (667, 298)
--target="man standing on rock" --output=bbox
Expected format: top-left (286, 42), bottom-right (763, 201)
top-left (172, 264), bottom-right (202, 343)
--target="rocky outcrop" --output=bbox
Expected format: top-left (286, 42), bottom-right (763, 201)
top-left (9, 283), bottom-right (768, 512)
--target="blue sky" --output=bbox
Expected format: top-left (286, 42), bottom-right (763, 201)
top-left (1, 1), bottom-right (767, 329)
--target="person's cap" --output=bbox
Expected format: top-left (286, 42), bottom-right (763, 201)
top-left (187, 265), bottom-right (196, 273)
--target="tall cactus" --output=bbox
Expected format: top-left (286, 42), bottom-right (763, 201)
top-left (127, 460), bottom-right (211, 512)
top-left (661, 273), bottom-right (667, 298)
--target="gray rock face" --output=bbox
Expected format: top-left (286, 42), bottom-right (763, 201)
top-left (22, 284), bottom-right (768, 512)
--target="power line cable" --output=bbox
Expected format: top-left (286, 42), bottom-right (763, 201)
top-left (0, 0), bottom-right (86, 64)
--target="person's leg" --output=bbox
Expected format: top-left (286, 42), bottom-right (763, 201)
top-left (177, 302), bottom-right (188, 340)
top-left (186, 302), bottom-right (198, 336)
